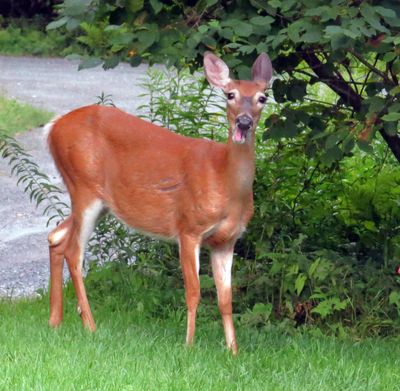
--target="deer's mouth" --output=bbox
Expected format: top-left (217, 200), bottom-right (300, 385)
top-left (232, 127), bottom-right (248, 144)
top-left (233, 115), bottom-right (253, 144)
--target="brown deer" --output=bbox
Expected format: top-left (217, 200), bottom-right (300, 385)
top-left (46, 51), bottom-right (273, 354)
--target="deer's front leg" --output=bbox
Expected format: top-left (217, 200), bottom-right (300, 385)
top-left (179, 235), bottom-right (201, 346)
top-left (211, 245), bottom-right (237, 354)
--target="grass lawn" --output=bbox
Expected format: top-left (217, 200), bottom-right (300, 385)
top-left (0, 96), bottom-right (52, 136)
top-left (1, 295), bottom-right (399, 391)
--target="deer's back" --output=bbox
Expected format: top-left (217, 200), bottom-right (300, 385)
top-left (48, 105), bottom-right (233, 240)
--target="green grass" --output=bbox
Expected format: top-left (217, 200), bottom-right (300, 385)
top-left (1, 295), bottom-right (399, 391)
top-left (0, 96), bottom-right (52, 136)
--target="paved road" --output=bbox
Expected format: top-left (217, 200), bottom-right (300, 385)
top-left (0, 55), bottom-right (150, 297)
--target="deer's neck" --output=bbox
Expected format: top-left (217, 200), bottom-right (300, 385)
top-left (226, 133), bottom-right (256, 199)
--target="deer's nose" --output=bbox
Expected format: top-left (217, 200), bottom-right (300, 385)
top-left (236, 115), bottom-right (253, 131)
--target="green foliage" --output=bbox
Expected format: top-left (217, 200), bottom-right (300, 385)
top-left (138, 67), bottom-right (226, 139)
top-left (0, 96), bottom-right (52, 136)
top-left (0, 17), bottom-right (86, 57)
top-left (49, 0), bottom-right (400, 163)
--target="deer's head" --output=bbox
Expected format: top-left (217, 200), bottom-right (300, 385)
top-left (204, 52), bottom-right (273, 145)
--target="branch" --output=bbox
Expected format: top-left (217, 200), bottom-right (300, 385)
top-left (388, 61), bottom-right (399, 86)
top-left (301, 50), bottom-right (400, 163)
top-left (360, 54), bottom-right (379, 96)
top-left (302, 51), bottom-right (362, 111)
top-left (349, 49), bottom-right (393, 85)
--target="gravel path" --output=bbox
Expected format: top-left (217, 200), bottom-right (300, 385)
top-left (0, 55), bottom-right (150, 297)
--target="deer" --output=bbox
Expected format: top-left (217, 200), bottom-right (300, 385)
top-left (45, 51), bottom-right (273, 354)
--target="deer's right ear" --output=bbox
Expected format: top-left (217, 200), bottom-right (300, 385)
top-left (204, 51), bottom-right (231, 90)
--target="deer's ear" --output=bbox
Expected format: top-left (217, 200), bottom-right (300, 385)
top-left (204, 51), bottom-right (231, 89)
top-left (252, 53), bottom-right (273, 85)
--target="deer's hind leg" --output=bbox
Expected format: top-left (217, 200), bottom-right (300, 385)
top-left (64, 198), bottom-right (104, 331)
top-left (48, 216), bottom-right (73, 328)
top-left (179, 234), bottom-right (201, 346)
top-left (48, 197), bottom-right (104, 331)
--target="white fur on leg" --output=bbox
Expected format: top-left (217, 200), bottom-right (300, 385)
top-left (78, 199), bottom-right (104, 268)
top-left (48, 227), bottom-right (68, 246)
top-left (211, 248), bottom-right (233, 289)
top-left (212, 247), bottom-right (236, 350)
top-left (194, 244), bottom-right (200, 276)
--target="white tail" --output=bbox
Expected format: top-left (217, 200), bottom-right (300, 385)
top-left (46, 52), bottom-right (273, 354)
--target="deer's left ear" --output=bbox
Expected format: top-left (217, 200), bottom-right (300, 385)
top-left (251, 53), bottom-right (273, 86)
top-left (204, 51), bottom-right (232, 89)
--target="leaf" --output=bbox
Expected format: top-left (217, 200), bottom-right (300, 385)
top-left (389, 291), bottom-right (400, 306)
top-left (103, 56), bottom-right (120, 70)
top-left (198, 25), bottom-right (208, 34)
top-left (357, 140), bottom-right (374, 154)
top-left (78, 57), bottom-right (102, 70)
top-left (249, 0), bottom-right (270, 10)
top-left (366, 96), bottom-right (386, 113)
top-left (331, 35), bottom-right (353, 51)
top-left (287, 79), bottom-right (307, 101)
top-left (311, 300), bottom-right (332, 318)
top-left (295, 274), bottom-right (307, 296)
top-left (325, 133), bottom-right (341, 149)
top-left (149, 0), bottom-right (163, 14)
top-left (128, 0), bottom-right (144, 12)
top-left (360, 3), bottom-right (389, 33)
top-left (250, 16), bottom-right (274, 26)
top-left (267, 119), bottom-right (299, 139)
top-left (234, 21), bottom-right (253, 37)
top-left (374, 6), bottom-right (396, 19)
top-left (302, 28), bottom-right (322, 43)
top-left (321, 145), bottom-right (343, 166)
top-left (308, 258), bottom-right (320, 278)
top-left (137, 30), bottom-right (158, 50)
top-left (272, 79), bottom-right (286, 103)
top-left (287, 21), bottom-right (303, 43)
top-left (46, 17), bottom-right (68, 31)
top-left (66, 18), bottom-right (80, 31)
top-left (63, 0), bottom-right (91, 17)
top-left (129, 55), bottom-right (142, 67)
top-left (390, 86), bottom-right (400, 95)
top-left (382, 112), bottom-right (400, 122)
top-left (363, 220), bottom-right (379, 232)
top-left (325, 25), bottom-right (343, 36)
top-left (383, 52), bottom-right (397, 62)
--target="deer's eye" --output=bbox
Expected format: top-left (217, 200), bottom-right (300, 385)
top-left (258, 95), bottom-right (267, 104)
top-left (227, 92), bottom-right (235, 100)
